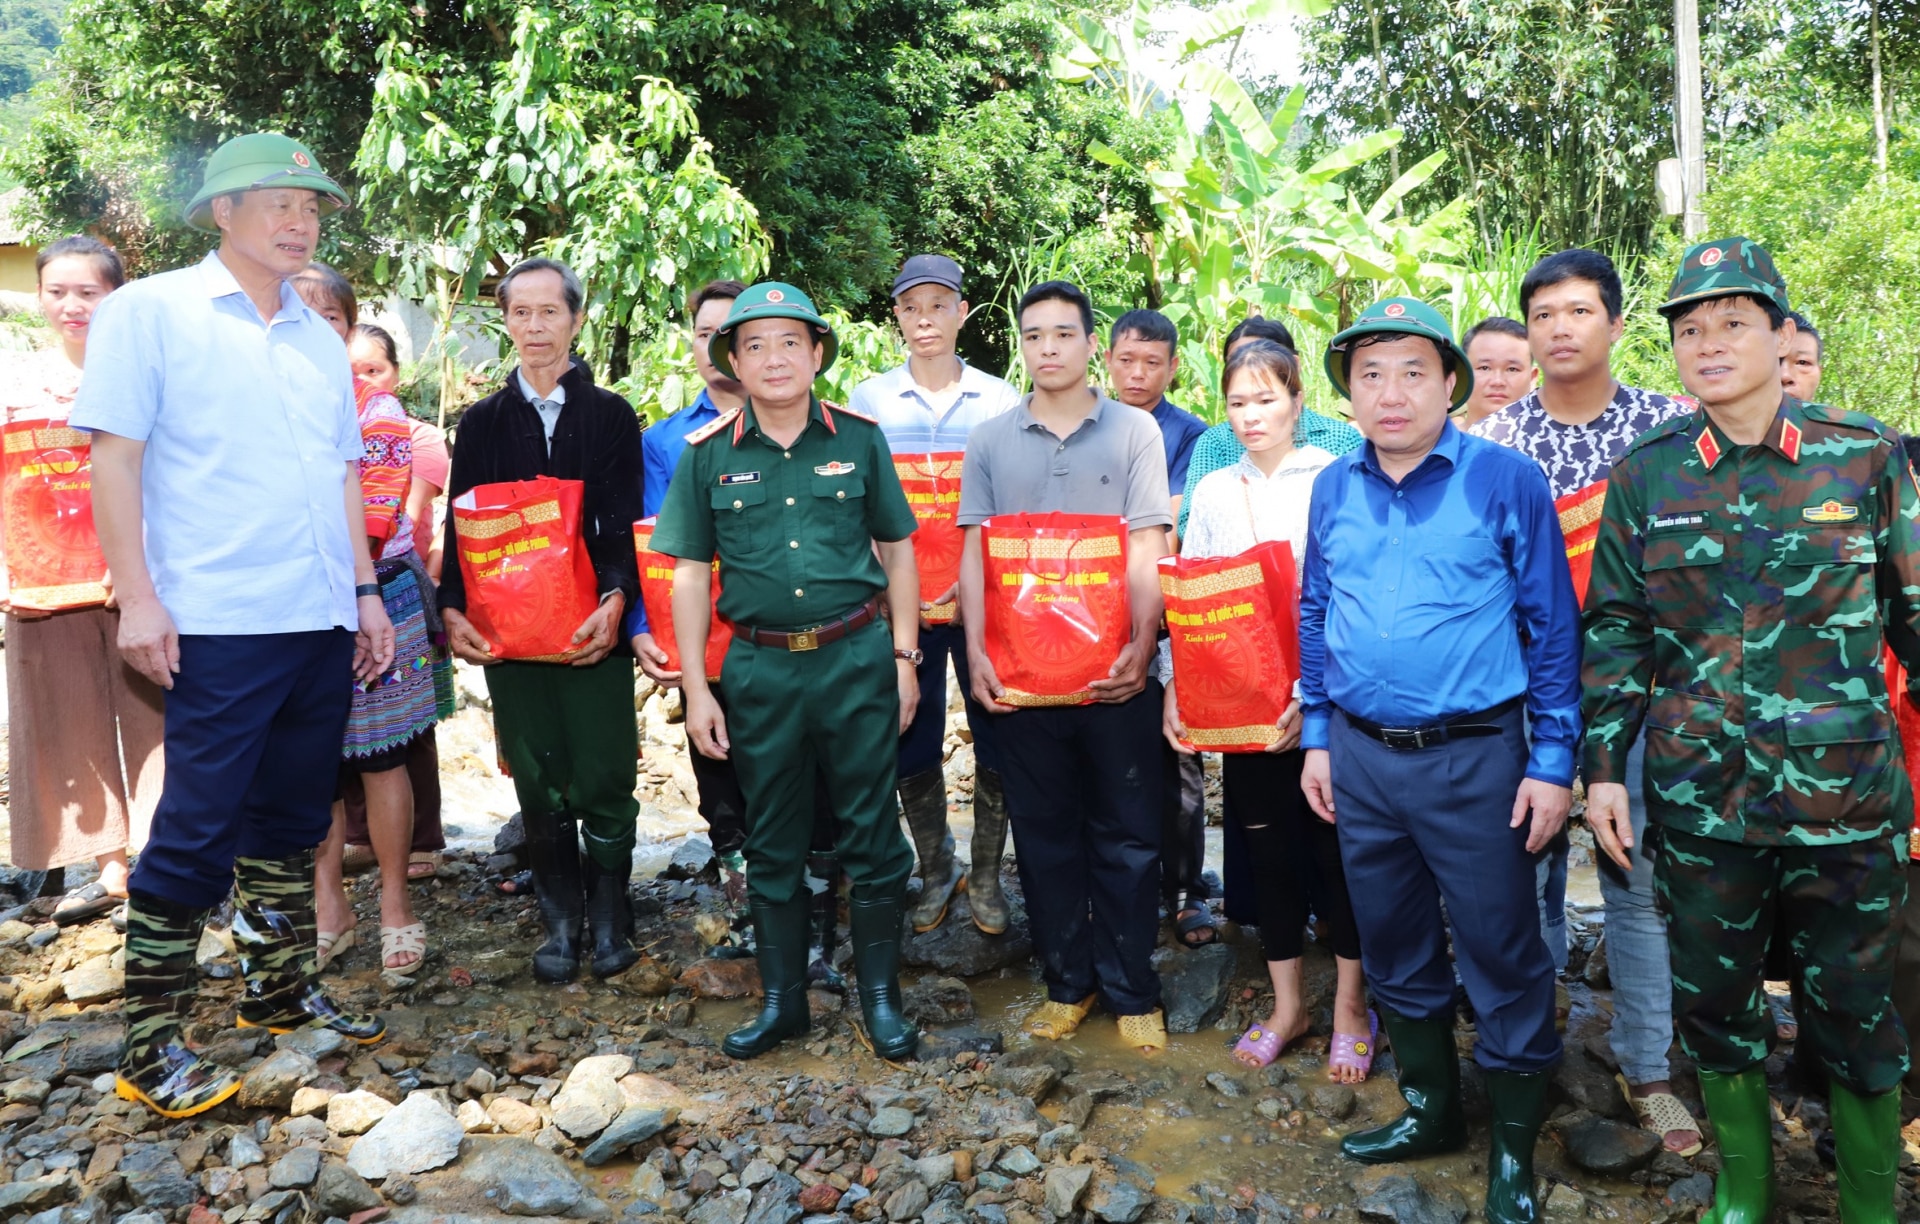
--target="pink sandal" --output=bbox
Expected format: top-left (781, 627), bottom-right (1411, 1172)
top-left (1328, 1011), bottom-right (1379, 1082)
top-left (1232, 1024), bottom-right (1288, 1068)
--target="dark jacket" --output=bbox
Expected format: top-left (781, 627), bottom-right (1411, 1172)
top-left (439, 360), bottom-right (645, 628)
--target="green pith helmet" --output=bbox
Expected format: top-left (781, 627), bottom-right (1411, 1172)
top-left (1324, 296), bottom-right (1474, 410)
top-left (184, 133), bottom-right (350, 232)
top-left (709, 282), bottom-right (839, 379)
top-left (1659, 236), bottom-right (1791, 319)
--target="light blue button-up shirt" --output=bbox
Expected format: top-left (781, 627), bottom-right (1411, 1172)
top-left (847, 359), bottom-right (1021, 455)
top-left (1297, 422), bottom-right (1582, 785)
top-left (72, 252), bottom-right (364, 636)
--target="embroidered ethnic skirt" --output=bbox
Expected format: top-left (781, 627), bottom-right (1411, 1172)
top-left (342, 559), bottom-right (445, 767)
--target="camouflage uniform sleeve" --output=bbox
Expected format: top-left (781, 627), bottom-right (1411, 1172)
top-left (1876, 439), bottom-right (1920, 690)
top-left (1581, 454), bottom-right (1653, 785)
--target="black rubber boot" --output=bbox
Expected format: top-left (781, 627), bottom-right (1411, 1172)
top-left (1340, 1009), bottom-right (1468, 1163)
top-left (899, 769), bottom-right (961, 933)
top-left (848, 885), bottom-right (918, 1060)
top-left (806, 853), bottom-right (846, 992)
top-left (118, 892), bottom-right (242, 1119)
top-left (723, 895), bottom-right (813, 1059)
top-left (232, 851), bottom-right (384, 1043)
top-left (582, 849), bottom-right (639, 980)
top-left (1483, 1069), bottom-right (1551, 1224)
top-left (524, 811), bottom-right (584, 983)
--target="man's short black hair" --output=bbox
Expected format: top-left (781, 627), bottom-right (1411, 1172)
top-left (1110, 308), bottom-right (1177, 353)
top-left (1225, 314), bottom-right (1296, 356)
top-left (1667, 293), bottom-right (1788, 339)
top-left (1462, 316), bottom-right (1528, 350)
top-left (1519, 249), bottom-right (1624, 321)
top-left (1018, 280), bottom-right (1095, 337)
top-left (690, 279), bottom-right (747, 320)
top-left (1788, 311), bottom-right (1824, 359)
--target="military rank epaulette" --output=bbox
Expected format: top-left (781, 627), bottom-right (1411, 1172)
top-left (821, 398), bottom-right (877, 424)
top-left (686, 408), bottom-right (741, 445)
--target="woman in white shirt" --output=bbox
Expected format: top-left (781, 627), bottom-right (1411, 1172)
top-left (1161, 340), bottom-right (1375, 1081)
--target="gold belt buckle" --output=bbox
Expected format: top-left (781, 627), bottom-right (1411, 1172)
top-left (787, 630), bottom-right (819, 651)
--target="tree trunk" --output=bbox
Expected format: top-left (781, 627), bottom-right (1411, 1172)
top-left (1871, 0), bottom-right (1889, 177)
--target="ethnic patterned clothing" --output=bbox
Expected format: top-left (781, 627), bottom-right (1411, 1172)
top-left (1468, 385), bottom-right (1688, 499)
top-left (354, 381), bottom-right (414, 560)
top-left (341, 559), bottom-right (441, 765)
top-left (1581, 398), bottom-right (1920, 846)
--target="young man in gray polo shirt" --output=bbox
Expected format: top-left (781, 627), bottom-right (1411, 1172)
top-left (956, 280), bottom-right (1174, 1053)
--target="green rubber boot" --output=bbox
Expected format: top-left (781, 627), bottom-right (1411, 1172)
top-left (1829, 1081), bottom-right (1900, 1224)
top-left (900, 769), bottom-right (961, 933)
top-left (117, 893), bottom-right (242, 1119)
top-left (848, 885), bottom-right (919, 1060)
top-left (1340, 1010), bottom-right (1467, 1163)
top-left (1483, 1069), bottom-right (1551, 1224)
top-left (722, 894), bottom-right (812, 1059)
top-left (1698, 1066), bottom-right (1774, 1224)
top-left (232, 851), bottom-right (385, 1044)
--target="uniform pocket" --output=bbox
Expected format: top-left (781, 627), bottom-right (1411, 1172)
top-left (1644, 529), bottom-right (1732, 630)
top-left (1772, 527), bottom-right (1877, 628)
top-left (811, 473), bottom-right (867, 543)
top-left (1643, 688), bottom-right (1733, 828)
top-left (1783, 698), bottom-right (1894, 825)
top-left (710, 483), bottom-right (768, 555)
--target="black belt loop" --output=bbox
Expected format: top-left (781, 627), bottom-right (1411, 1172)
top-left (1343, 696), bottom-right (1523, 751)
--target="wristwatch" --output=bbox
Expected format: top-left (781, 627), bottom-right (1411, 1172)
top-left (894, 648), bottom-right (925, 666)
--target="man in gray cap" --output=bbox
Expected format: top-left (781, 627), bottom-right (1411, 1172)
top-left (848, 255), bottom-right (1021, 936)
top-left (77, 132), bottom-right (395, 1117)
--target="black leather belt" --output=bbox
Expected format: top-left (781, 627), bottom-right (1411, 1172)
top-left (1344, 697), bottom-right (1522, 750)
top-left (737, 598), bottom-right (880, 652)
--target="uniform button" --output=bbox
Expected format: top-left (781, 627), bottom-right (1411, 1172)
top-left (786, 497), bottom-right (796, 506)
top-left (790, 540), bottom-right (799, 549)
top-left (795, 588), bottom-right (805, 597)
top-left (1390, 537), bottom-right (1399, 545)
top-left (784, 450), bottom-right (792, 459)
top-left (1396, 491), bottom-right (1404, 498)
top-left (836, 490), bottom-right (846, 500)
top-left (733, 499), bottom-right (743, 509)
top-left (1380, 632), bottom-right (1389, 638)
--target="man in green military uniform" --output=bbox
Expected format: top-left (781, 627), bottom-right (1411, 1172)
top-left (652, 282), bottom-right (924, 1060)
top-left (1582, 237), bottom-right (1915, 1224)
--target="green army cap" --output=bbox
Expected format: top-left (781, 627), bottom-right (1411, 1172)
top-left (185, 133), bottom-right (350, 232)
top-left (1324, 296), bottom-right (1473, 410)
top-left (710, 281), bottom-right (838, 379)
top-left (1659, 236), bottom-right (1791, 319)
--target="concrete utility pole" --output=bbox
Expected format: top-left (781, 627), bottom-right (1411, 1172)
top-left (1872, 0), bottom-right (1890, 177)
top-left (1674, 0), bottom-right (1707, 237)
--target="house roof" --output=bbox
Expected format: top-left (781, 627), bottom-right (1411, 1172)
top-left (0, 189), bottom-right (32, 247)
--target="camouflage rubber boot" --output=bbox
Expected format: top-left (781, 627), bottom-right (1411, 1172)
top-left (805, 853), bottom-right (846, 992)
top-left (118, 892), bottom-right (242, 1119)
top-left (966, 768), bottom-right (1011, 935)
top-left (899, 769), bottom-right (961, 933)
top-left (232, 851), bottom-right (385, 1044)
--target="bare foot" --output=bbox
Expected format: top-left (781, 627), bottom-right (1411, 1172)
top-left (95, 857), bottom-right (131, 898)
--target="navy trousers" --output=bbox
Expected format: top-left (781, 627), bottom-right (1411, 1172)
top-left (130, 630), bottom-right (354, 908)
top-left (898, 622), bottom-right (1001, 779)
top-left (996, 682), bottom-right (1164, 1015)
top-left (1329, 704), bottom-right (1561, 1072)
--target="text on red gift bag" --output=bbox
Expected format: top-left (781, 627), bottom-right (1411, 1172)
top-left (980, 514), bottom-right (1130, 706)
top-left (453, 477), bottom-right (598, 661)
top-left (1161, 542), bottom-right (1298, 752)
top-left (895, 452), bottom-right (966, 623)
top-left (633, 517), bottom-right (730, 681)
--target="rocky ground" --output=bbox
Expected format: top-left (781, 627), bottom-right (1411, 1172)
top-left (0, 662), bottom-right (1917, 1224)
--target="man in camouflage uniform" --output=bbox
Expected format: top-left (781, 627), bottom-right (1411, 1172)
top-left (1582, 237), bottom-right (1913, 1224)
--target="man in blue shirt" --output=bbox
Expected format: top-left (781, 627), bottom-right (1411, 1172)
top-left (1297, 297), bottom-right (1579, 1224)
top-left (1105, 308), bottom-right (1214, 945)
top-left (848, 255), bottom-right (1021, 936)
top-left (78, 133), bottom-right (395, 1118)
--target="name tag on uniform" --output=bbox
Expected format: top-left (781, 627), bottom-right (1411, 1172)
top-left (1802, 499), bottom-right (1858, 523)
top-left (1649, 512), bottom-right (1706, 531)
top-left (814, 461), bottom-right (856, 476)
top-left (720, 472), bottom-right (760, 485)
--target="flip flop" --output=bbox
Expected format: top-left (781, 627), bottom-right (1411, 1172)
top-left (406, 852), bottom-right (442, 880)
top-left (53, 882), bottom-right (126, 928)
top-left (316, 924), bottom-right (358, 972)
top-left (1328, 1011), bottom-right (1379, 1083)
top-left (1232, 1024), bottom-right (1288, 1068)
top-left (495, 870), bottom-right (535, 896)
top-left (1175, 901), bottom-right (1218, 948)
top-left (380, 922), bottom-right (427, 972)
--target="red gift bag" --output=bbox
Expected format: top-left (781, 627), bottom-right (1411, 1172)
top-left (1884, 646), bottom-right (1920, 855)
top-left (633, 517), bottom-right (730, 681)
top-left (895, 452), bottom-right (966, 623)
top-left (2, 420), bottom-right (108, 610)
top-left (1557, 479), bottom-right (1607, 607)
top-left (452, 476), bottom-right (598, 661)
top-left (980, 513), bottom-right (1130, 706)
top-left (1161, 541), bottom-right (1300, 752)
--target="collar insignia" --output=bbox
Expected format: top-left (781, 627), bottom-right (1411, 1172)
top-left (1694, 425), bottom-right (1723, 471)
top-left (1778, 415), bottom-right (1803, 463)
top-left (719, 471), bottom-right (760, 485)
top-left (814, 461), bottom-right (856, 477)
top-left (1802, 499), bottom-right (1857, 524)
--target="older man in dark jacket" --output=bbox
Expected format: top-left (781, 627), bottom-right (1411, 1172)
top-left (440, 257), bottom-right (645, 984)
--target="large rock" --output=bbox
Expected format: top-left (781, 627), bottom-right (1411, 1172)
top-left (582, 1106), bottom-right (675, 1166)
top-left (1353, 1173), bottom-right (1466, 1224)
top-left (59, 953), bottom-right (123, 1006)
top-left (552, 1054), bottom-right (637, 1139)
top-left (868, 1106), bottom-right (916, 1137)
top-left (490, 1096), bottom-right (546, 1135)
top-left (1551, 1112), bottom-right (1662, 1175)
top-left (881, 1179), bottom-right (929, 1223)
top-left (689, 1187), bottom-right (753, 1224)
top-left (460, 1136), bottom-right (603, 1217)
top-left (268, 1147), bottom-right (322, 1189)
top-left (327, 1089), bottom-right (396, 1136)
top-left (314, 1163), bottom-right (383, 1216)
top-left (665, 836), bottom-right (717, 880)
top-left (746, 1171), bottom-right (804, 1224)
top-left (1154, 944), bottom-right (1235, 1034)
top-left (901, 901), bottom-right (1032, 976)
top-left (986, 1064), bottom-right (1059, 1103)
top-left (2, 1020), bottom-right (121, 1079)
top-left (1085, 1171), bottom-right (1152, 1224)
top-left (914, 1026), bottom-right (1004, 1063)
top-left (1044, 1166), bottom-right (1093, 1216)
top-left (120, 1147), bottom-right (197, 1214)
top-left (1551, 1059), bottom-right (1630, 1120)
top-left (0, 1177), bottom-right (74, 1214)
top-left (677, 959), bottom-right (762, 999)
top-left (901, 977), bottom-right (975, 1026)
top-left (347, 1092), bottom-right (465, 1180)
top-left (237, 1047), bottom-right (319, 1111)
